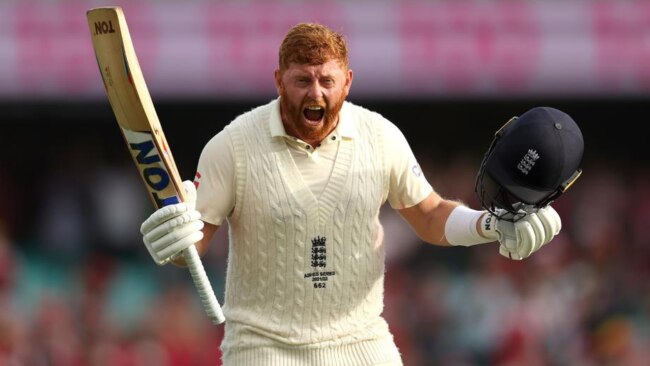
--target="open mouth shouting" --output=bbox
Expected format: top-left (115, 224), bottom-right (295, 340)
top-left (303, 105), bottom-right (325, 125)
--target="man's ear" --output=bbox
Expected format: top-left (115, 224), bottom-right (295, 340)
top-left (274, 69), bottom-right (283, 94)
top-left (344, 69), bottom-right (353, 96)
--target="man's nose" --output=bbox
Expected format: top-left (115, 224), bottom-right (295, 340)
top-left (306, 82), bottom-right (324, 99)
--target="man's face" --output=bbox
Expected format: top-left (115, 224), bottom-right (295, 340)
top-left (275, 59), bottom-right (353, 146)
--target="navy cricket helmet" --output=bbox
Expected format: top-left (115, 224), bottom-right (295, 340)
top-left (475, 107), bottom-right (584, 221)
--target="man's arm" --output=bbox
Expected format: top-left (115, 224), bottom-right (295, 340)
top-left (398, 190), bottom-right (562, 260)
top-left (398, 192), bottom-right (485, 247)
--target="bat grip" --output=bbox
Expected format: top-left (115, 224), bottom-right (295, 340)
top-left (182, 245), bottom-right (226, 324)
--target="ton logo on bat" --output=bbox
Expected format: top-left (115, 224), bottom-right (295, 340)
top-left (94, 21), bottom-right (116, 35)
top-left (130, 137), bottom-right (180, 207)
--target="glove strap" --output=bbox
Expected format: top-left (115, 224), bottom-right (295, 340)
top-left (479, 212), bottom-right (500, 241)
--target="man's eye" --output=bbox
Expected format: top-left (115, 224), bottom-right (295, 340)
top-left (321, 79), bottom-right (334, 87)
top-left (296, 78), bottom-right (310, 85)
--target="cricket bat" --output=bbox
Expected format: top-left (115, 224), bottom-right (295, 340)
top-left (87, 7), bottom-right (225, 325)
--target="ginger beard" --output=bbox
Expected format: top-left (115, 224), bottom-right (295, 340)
top-left (279, 89), bottom-right (345, 146)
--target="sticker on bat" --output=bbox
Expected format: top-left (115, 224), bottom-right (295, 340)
top-left (121, 128), bottom-right (180, 207)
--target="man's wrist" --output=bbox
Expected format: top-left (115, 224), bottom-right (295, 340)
top-left (445, 206), bottom-right (494, 247)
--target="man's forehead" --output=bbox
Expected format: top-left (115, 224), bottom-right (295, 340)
top-left (283, 60), bottom-right (346, 75)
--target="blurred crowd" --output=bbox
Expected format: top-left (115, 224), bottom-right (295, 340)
top-left (0, 153), bottom-right (648, 366)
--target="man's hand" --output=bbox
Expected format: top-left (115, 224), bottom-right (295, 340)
top-left (140, 181), bottom-right (204, 265)
top-left (482, 206), bottom-right (562, 260)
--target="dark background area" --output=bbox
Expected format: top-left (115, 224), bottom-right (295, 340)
top-left (1, 97), bottom-right (644, 242)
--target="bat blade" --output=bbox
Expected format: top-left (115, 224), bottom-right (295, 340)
top-left (87, 6), bottom-right (225, 325)
top-left (87, 7), bottom-right (183, 207)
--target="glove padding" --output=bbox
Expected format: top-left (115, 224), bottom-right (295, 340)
top-left (482, 206), bottom-right (562, 260)
top-left (140, 181), bottom-right (204, 265)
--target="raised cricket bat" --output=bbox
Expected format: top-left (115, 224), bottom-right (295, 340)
top-left (87, 7), bottom-right (225, 324)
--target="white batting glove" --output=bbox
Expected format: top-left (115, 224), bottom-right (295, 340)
top-left (140, 180), bottom-right (204, 265)
top-left (482, 206), bottom-right (562, 260)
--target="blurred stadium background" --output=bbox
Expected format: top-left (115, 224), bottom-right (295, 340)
top-left (0, 0), bottom-right (648, 365)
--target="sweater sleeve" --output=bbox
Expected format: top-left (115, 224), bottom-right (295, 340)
top-left (381, 118), bottom-right (433, 209)
top-left (194, 128), bottom-right (236, 225)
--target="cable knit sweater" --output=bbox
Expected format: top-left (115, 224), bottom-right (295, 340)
top-left (201, 100), bottom-right (429, 365)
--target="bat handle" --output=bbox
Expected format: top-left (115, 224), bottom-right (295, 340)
top-left (182, 245), bottom-right (226, 324)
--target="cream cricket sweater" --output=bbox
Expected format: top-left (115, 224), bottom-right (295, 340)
top-left (213, 101), bottom-right (419, 365)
